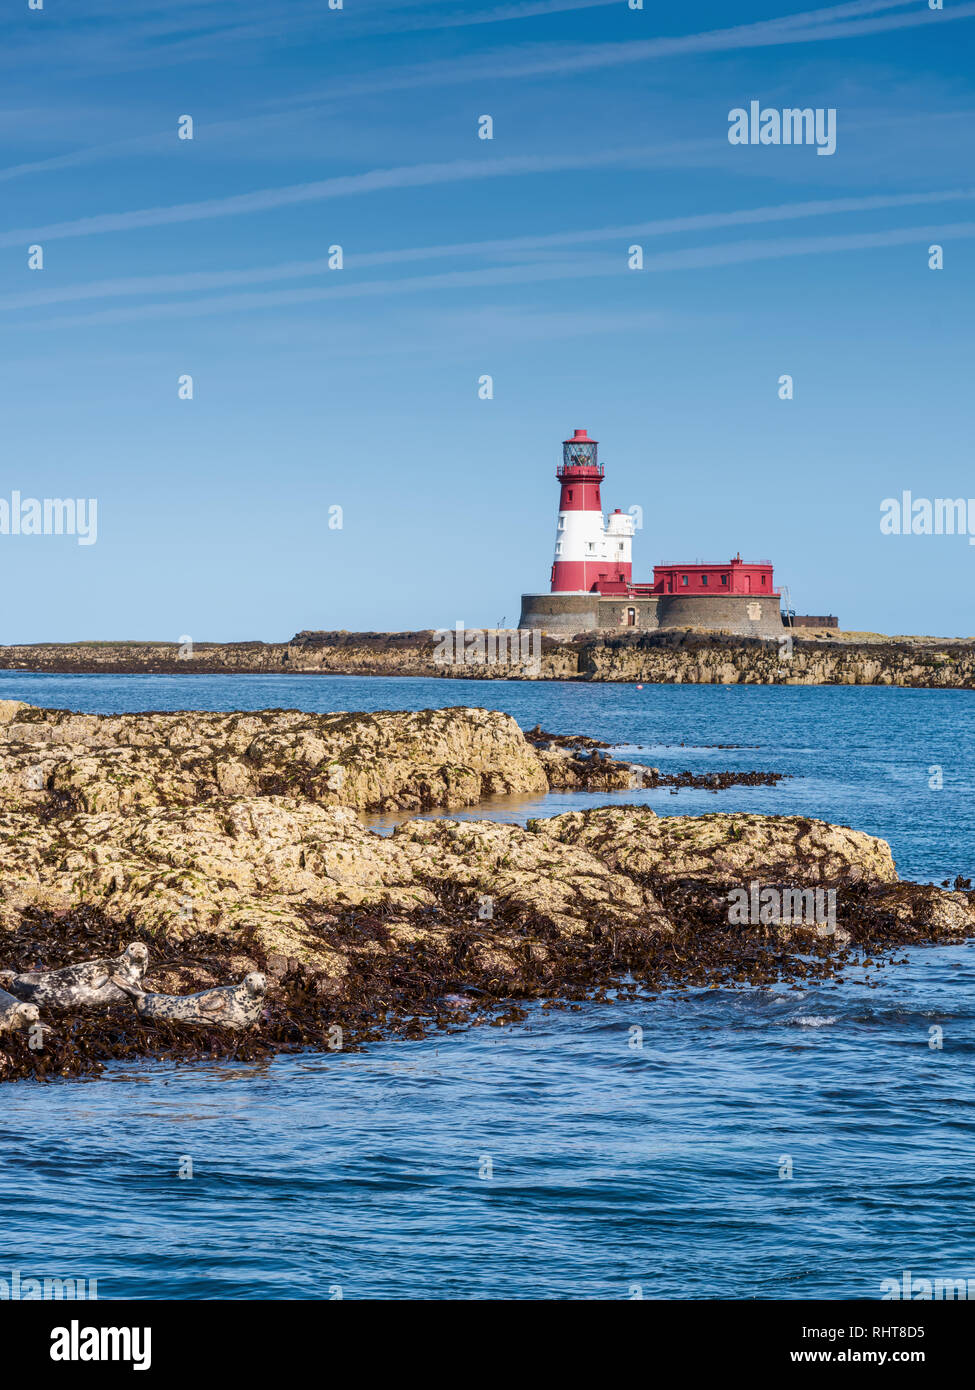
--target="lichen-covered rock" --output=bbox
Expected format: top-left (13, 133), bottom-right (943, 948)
top-left (535, 747), bottom-right (636, 792)
top-left (0, 705), bottom-right (548, 815)
top-left (392, 815), bottom-right (669, 938)
top-left (0, 797), bottom-right (913, 1001)
top-left (869, 882), bottom-right (975, 935)
top-left (0, 799), bottom-right (425, 974)
top-left (0, 798), bottom-right (670, 982)
top-left (531, 805), bottom-right (899, 885)
top-left (0, 794), bottom-right (972, 1082)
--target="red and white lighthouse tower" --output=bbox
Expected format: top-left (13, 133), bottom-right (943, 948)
top-left (550, 429), bottom-right (633, 593)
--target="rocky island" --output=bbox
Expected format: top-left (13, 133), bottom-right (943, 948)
top-left (3, 627), bottom-right (975, 685)
top-left (0, 700), bottom-right (972, 1081)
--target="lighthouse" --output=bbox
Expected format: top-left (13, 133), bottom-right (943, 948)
top-left (522, 425), bottom-right (794, 637)
top-left (550, 429), bottom-right (634, 593)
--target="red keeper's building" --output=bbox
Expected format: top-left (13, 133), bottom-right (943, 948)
top-left (618, 556), bottom-right (775, 599)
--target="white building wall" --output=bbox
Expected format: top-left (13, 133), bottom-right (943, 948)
top-left (604, 511), bottom-right (634, 568)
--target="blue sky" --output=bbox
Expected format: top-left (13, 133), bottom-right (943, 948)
top-left (2, 0), bottom-right (974, 640)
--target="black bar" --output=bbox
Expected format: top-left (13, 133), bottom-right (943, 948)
top-left (0, 1299), bottom-right (967, 1376)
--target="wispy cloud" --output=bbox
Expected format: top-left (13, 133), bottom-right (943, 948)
top-left (0, 108), bottom-right (316, 185)
top-left (0, 141), bottom-right (719, 249)
top-left (276, 0), bottom-right (974, 106)
top-left (635, 220), bottom-right (975, 271)
top-left (3, 0), bottom-right (966, 188)
top-left (3, 187), bottom-right (972, 314)
top-left (32, 220), bottom-right (975, 329)
top-left (383, 0), bottom-right (623, 32)
top-left (0, 0), bottom-right (725, 75)
top-left (7, 95), bottom-right (972, 253)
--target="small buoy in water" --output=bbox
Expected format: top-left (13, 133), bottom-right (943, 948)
top-left (636, 684), bottom-right (643, 690)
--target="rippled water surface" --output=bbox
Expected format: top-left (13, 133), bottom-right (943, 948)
top-left (1, 673), bottom-right (973, 1298)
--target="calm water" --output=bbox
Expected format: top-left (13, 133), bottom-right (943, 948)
top-left (1, 672), bottom-right (974, 1299)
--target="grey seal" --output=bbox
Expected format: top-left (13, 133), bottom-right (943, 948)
top-left (0, 986), bottom-right (40, 1034)
top-left (4, 942), bottom-right (149, 1009)
top-left (114, 972), bottom-right (267, 1029)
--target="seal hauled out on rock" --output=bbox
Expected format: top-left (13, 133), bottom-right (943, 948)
top-left (113, 972), bottom-right (267, 1030)
top-left (0, 986), bottom-right (40, 1034)
top-left (4, 942), bottom-right (149, 1009)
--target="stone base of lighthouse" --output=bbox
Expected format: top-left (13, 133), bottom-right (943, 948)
top-left (519, 592), bottom-right (785, 640)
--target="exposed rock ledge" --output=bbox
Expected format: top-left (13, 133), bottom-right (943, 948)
top-left (3, 628), bottom-right (975, 686)
top-left (0, 700), bottom-right (781, 818)
top-left (0, 702), bottom-right (549, 814)
top-left (0, 704), bottom-right (971, 1081)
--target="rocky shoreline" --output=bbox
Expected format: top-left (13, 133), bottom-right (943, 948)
top-left (1, 700), bottom-right (972, 1081)
top-left (2, 627), bottom-right (975, 686)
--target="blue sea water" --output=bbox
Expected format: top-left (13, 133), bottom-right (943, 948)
top-left (1, 673), bottom-right (974, 1300)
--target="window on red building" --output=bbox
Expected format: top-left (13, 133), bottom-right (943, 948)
top-left (701, 574), bottom-right (708, 586)
top-left (721, 575), bottom-right (728, 586)
top-left (681, 575), bottom-right (688, 586)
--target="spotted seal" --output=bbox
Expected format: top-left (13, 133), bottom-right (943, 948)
top-left (0, 986), bottom-right (40, 1034)
top-left (4, 942), bottom-right (149, 1009)
top-left (114, 972), bottom-right (267, 1030)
